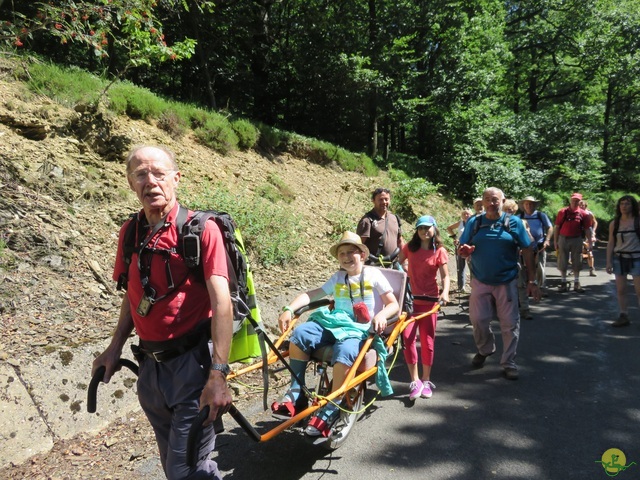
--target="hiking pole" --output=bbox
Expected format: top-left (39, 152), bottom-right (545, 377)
top-left (87, 358), bottom-right (138, 413)
top-left (187, 404), bottom-right (260, 467)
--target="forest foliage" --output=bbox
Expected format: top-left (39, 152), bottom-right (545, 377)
top-left (1, 0), bottom-right (639, 204)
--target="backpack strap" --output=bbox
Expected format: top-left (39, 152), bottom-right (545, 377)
top-left (117, 213), bottom-right (141, 291)
top-left (469, 213), bottom-right (515, 244)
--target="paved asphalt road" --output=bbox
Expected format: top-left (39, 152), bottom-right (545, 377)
top-left (139, 250), bottom-right (640, 480)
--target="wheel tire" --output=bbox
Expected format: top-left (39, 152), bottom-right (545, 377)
top-left (323, 382), bottom-right (366, 450)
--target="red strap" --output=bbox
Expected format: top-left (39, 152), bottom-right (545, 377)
top-left (307, 416), bottom-right (331, 437)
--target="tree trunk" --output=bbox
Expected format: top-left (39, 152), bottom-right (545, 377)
top-left (251, 0), bottom-right (275, 123)
top-left (187, 4), bottom-right (217, 109)
top-left (367, 0), bottom-right (378, 158)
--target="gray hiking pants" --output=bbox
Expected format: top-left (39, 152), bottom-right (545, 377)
top-left (469, 277), bottom-right (520, 370)
top-left (137, 338), bottom-right (222, 480)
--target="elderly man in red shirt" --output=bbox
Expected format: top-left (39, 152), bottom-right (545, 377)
top-left (93, 145), bottom-right (233, 480)
top-left (553, 192), bottom-right (593, 293)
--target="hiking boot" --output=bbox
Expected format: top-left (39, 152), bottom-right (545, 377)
top-left (611, 313), bottom-right (631, 328)
top-left (589, 269), bottom-right (597, 277)
top-left (409, 380), bottom-right (423, 401)
top-left (421, 381), bottom-right (436, 398)
top-left (472, 353), bottom-right (489, 368)
top-left (558, 283), bottom-right (568, 293)
top-left (573, 282), bottom-right (585, 293)
top-left (521, 310), bottom-right (533, 320)
top-left (504, 367), bottom-right (519, 380)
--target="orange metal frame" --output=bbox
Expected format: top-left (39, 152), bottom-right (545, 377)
top-left (227, 304), bottom-right (440, 442)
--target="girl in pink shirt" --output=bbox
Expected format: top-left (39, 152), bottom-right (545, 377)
top-left (399, 215), bottom-right (450, 400)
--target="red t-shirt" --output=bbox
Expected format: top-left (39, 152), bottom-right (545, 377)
top-left (402, 244), bottom-right (448, 303)
top-left (112, 204), bottom-right (229, 341)
top-left (555, 207), bottom-right (592, 238)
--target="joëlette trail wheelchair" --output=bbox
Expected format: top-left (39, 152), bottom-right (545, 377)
top-left (87, 266), bottom-right (440, 467)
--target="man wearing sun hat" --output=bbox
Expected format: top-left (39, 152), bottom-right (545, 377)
top-left (554, 192), bottom-right (593, 293)
top-left (518, 196), bottom-right (553, 290)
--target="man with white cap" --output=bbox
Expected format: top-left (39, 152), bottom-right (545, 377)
top-left (553, 192), bottom-right (593, 293)
top-left (518, 196), bottom-right (553, 290)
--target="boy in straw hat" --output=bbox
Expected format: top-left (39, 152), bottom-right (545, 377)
top-left (272, 232), bottom-right (399, 436)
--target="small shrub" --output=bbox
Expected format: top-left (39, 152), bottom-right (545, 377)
top-left (393, 178), bottom-right (441, 220)
top-left (256, 122), bottom-right (288, 150)
top-left (231, 118), bottom-right (259, 150)
top-left (327, 210), bottom-right (358, 236)
top-left (267, 174), bottom-right (295, 203)
top-left (157, 109), bottom-right (188, 138)
top-left (107, 82), bottom-right (165, 120)
top-left (256, 183), bottom-right (282, 203)
top-left (194, 114), bottom-right (239, 154)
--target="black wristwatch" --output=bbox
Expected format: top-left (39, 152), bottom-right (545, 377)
top-left (211, 363), bottom-right (231, 376)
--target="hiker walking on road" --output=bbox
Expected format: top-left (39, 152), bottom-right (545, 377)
top-left (457, 187), bottom-right (540, 380)
top-left (606, 195), bottom-right (640, 327)
top-left (553, 192), bottom-right (593, 293)
top-left (92, 145), bottom-right (233, 480)
top-left (580, 200), bottom-right (598, 277)
top-left (357, 187), bottom-right (405, 265)
top-left (273, 232), bottom-right (399, 436)
top-left (446, 209), bottom-right (471, 292)
top-left (518, 196), bottom-right (553, 290)
top-left (399, 215), bottom-right (450, 400)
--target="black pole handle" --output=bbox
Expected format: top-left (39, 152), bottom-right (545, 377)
top-left (87, 358), bottom-right (139, 413)
top-left (412, 295), bottom-right (441, 302)
top-left (293, 298), bottom-right (332, 316)
top-left (187, 404), bottom-right (260, 467)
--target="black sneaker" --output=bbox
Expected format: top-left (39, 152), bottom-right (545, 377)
top-left (611, 313), bottom-right (630, 328)
top-left (472, 353), bottom-right (488, 368)
top-left (573, 283), bottom-right (585, 293)
top-left (504, 368), bottom-right (519, 380)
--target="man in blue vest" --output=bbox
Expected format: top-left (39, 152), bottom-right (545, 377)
top-left (458, 187), bottom-right (541, 380)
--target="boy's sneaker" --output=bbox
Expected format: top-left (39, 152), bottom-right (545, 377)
top-left (611, 313), bottom-right (630, 328)
top-left (304, 403), bottom-right (340, 437)
top-left (409, 380), bottom-right (423, 401)
top-left (421, 381), bottom-right (436, 398)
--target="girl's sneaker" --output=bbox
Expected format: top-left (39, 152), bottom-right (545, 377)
top-left (421, 381), bottom-right (436, 398)
top-left (409, 380), bottom-right (423, 401)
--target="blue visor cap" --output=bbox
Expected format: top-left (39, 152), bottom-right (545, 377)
top-left (416, 215), bottom-right (437, 228)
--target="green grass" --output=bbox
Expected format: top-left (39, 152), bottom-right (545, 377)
top-left (181, 184), bottom-right (304, 267)
top-left (23, 58), bottom-right (379, 176)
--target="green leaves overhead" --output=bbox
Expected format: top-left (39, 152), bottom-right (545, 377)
top-left (2, 0), bottom-right (640, 197)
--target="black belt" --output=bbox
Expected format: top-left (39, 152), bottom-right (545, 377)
top-left (134, 321), bottom-right (210, 362)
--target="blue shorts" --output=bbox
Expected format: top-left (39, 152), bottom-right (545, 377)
top-left (613, 255), bottom-right (640, 277)
top-left (290, 321), bottom-right (364, 366)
